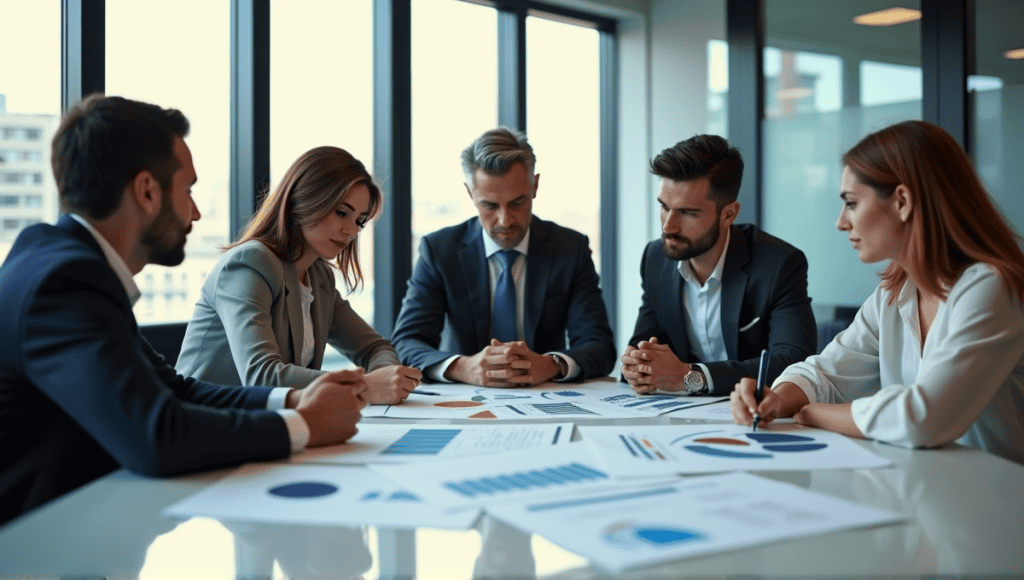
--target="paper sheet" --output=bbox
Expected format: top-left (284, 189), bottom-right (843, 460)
top-left (662, 399), bottom-right (734, 420)
top-left (579, 423), bottom-right (891, 477)
top-left (486, 471), bottom-right (903, 573)
top-left (369, 442), bottom-right (633, 512)
top-left (365, 379), bottom-right (724, 419)
top-left (292, 423), bottom-right (572, 465)
top-left (164, 463), bottom-right (480, 530)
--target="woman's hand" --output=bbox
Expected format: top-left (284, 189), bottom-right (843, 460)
top-left (363, 365), bottom-right (422, 405)
top-left (730, 378), bottom-right (809, 428)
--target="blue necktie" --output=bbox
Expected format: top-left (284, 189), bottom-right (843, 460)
top-left (493, 249), bottom-right (518, 342)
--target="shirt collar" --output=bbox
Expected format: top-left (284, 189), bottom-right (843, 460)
top-left (482, 223), bottom-right (531, 258)
top-left (69, 213), bottom-right (142, 306)
top-left (678, 227), bottom-right (731, 287)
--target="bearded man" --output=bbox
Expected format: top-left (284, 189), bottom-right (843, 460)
top-left (621, 134), bottom-right (816, 396)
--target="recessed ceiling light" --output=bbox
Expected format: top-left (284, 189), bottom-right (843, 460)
top-left (853, 7), bottom-right (922, 26)
top-left (1005, 48), bottom-right (1024, 60)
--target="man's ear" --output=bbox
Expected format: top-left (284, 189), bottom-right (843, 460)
top-left (721, 200), bottom-right (741, 227)
top-left (127, 170), bottom-right (162, 217)
top-left (893, 184), bottom-right (913, 222)
top-left (532, 173), bottom-right (540, 198)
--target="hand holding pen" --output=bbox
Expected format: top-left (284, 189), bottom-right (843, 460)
top-left (752, 349), bottom-right (769, 431)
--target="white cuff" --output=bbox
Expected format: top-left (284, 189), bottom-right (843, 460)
top-left (426, 355), bottom-right (462, 383)
top-left (276, 409), bottom-right (310, 454)
top-left (266, 387), bottom-right (291, 410)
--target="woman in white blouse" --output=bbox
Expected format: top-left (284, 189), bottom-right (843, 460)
top-left (731, 120), bottom-right (1024, 465)
top-left (176, 146), bottom-right (421, 404)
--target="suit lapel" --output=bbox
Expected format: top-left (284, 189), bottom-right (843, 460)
top-left (309, 264), bottom-right (333, 369)
top-left (720, 225), bottom-right (749, 360)
top-left (459, 221), bottom-right (492, 348)
top-left (283, 261), bottom-right (305, 364)
top-left (524, 218), bottom-right (550, 346)
top-left (662, 254), bottom-right (690, 354)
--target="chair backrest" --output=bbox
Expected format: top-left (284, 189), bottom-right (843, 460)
top-left (139, 322), bottom-right (189, 368)
top-left (816, 305), bottom-right (858, 354)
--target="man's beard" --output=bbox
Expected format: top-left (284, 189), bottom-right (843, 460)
top-left (141, 198), bottom-right (189, 267)
top-left (662, 218), bottom-right (720, 261)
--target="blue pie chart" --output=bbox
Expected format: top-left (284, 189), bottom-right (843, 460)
top-left (268, 481), bottom-right (338, 499)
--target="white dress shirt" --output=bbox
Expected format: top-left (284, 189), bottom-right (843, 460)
top-left (427, 225), bottom-right (580, 382)
top-left (676, 229), bottom-right (731, 393)
top-left (70, 214), bottom-right (310, 453)
top-left (774, 263), bottom-right (1024, 465)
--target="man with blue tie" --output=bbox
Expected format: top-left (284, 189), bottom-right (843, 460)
top-left (621, 135), bottom-right (817, 396)
top-left (392, 127), bottom-right (615, 386)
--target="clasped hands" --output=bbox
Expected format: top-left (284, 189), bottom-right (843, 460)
top-left (620, 337), bottom-right (690, 394)
top-left (446, 338), bottom-right (561, 387)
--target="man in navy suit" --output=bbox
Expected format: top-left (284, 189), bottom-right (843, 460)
top-left (0, 95), bottom-right (365, 525)
top-left (392, 127), bottom-right (615, 386)
top-left (621, 135), bottom-right (816, 396)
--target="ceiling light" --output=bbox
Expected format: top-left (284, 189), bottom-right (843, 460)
top-left (853, 7), bottom-right (921, 26)
top-left (1005, 48), bottom-right (1024, 60)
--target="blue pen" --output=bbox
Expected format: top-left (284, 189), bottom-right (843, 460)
top-left (752, 349), bottom-right (769, 432)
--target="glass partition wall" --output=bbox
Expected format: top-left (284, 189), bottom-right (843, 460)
top-left (761, 0), bottom-right (922, 318)
top-left (970, 0), bottom-right (1024, 243)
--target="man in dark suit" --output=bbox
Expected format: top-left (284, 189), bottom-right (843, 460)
top-left (0, 95), bottom-right (365, 526)
top-left (621, 135), bottom-right (816, 396)
top-left (392, 127), bottom-right (615, 386)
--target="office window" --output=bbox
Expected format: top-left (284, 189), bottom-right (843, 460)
top-left (526, 13), bottom-right (602, 274)
top-left (106, 0), bottom-right (230, 324)
top-left (270, 0), bottom-right (376, 325)
top-left (970, 0), bottom-right (1024, 243)
top-left (0, 0), bottom-right (60, 264)
top-left (762, 0), bottom-right (922, 314)
top-left (410, 0), bottom-right (498, 262)
top-left (708, 39), bottom-right (729, 136)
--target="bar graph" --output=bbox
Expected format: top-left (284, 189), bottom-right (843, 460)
top-left (442, 462), bottom-right (609, 497)
top-left (380, 429), bottom-right (462, 455)
top-left (529, 403), bottom-right (598, 416)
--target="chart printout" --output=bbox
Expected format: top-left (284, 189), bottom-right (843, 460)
top-left (486, 471), bottom-right (903, 573)
top-left (369, 443), bottom-right (638, 512)
top-left (579, 424), bottom-right (891, 477)
top-left (366, 380), bottom-right (725, 419)
top-left (291, 423), bottom-right (572, 465)
top-left (164, 463), bottom-right (481, 530)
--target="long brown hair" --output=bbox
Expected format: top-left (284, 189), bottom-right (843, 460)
top-left (843, 120), bottom-right (1024, 303)
top-left (229, 146), bottom-right (382, 292)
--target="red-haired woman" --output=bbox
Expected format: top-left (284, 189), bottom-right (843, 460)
top-left (731, 120), bottom-right (1024, 465)
top-left (176, 146), bottom-right (421, 404)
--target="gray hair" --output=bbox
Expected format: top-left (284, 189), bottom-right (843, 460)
top-left (460, 126), bottom-right (536, 187)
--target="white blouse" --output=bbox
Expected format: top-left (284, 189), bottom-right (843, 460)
top-left (775, 263), bottom-right (1024, 465)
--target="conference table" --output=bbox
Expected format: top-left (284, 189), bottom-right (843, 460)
top-left (2, 392), bottom-right (1023, 579)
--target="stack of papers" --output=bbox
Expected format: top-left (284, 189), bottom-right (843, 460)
top-left (162, 379), bottom-right (904, 572)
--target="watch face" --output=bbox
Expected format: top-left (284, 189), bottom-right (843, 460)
top-left (684, 370), bottom-right (704, 393)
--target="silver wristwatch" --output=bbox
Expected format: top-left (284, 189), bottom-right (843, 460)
top-left (683, 364), bottom-right (708, 394)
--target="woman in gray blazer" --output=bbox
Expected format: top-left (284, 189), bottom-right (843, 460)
top-left (176, 146), bottom-right (421, 404)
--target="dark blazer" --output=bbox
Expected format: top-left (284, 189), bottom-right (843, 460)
top-left (392, 216), bottom-right (615, 381)
top-left (627, 223), bottom-right (817, 394)
top-left (0, 216), bottom-right (291, 525)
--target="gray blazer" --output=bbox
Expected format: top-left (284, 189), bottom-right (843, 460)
top-left (176, 240), bottom-right (399, 388)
